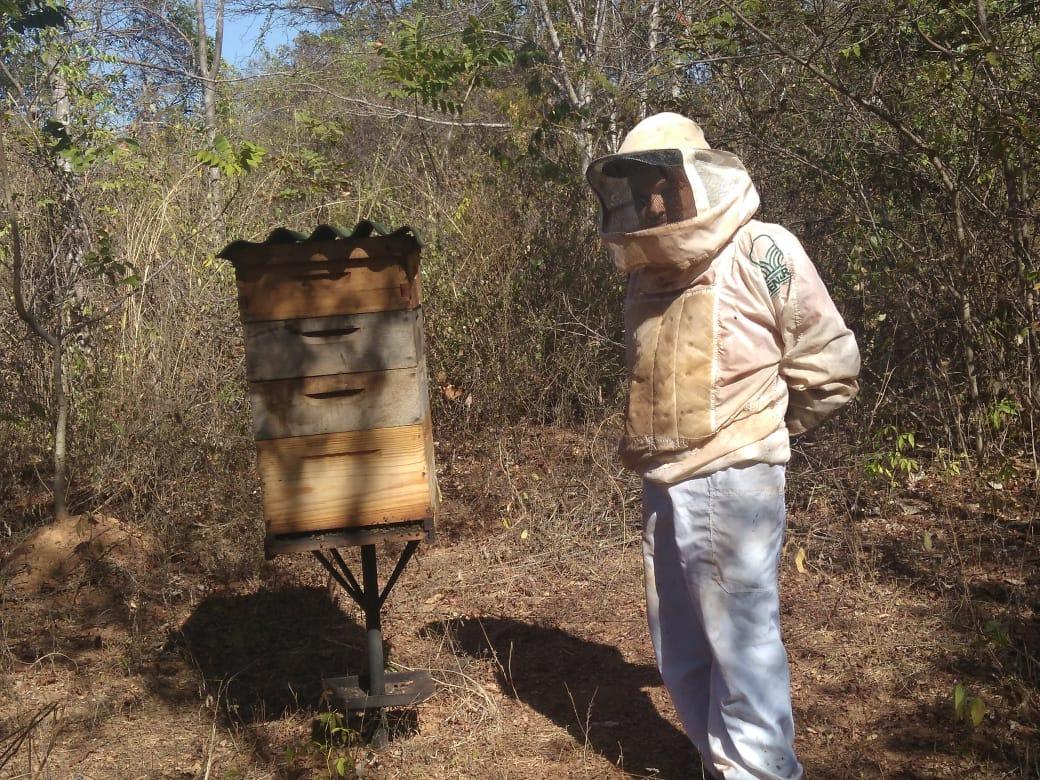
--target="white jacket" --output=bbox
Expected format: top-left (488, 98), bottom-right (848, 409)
top-left (596, 116), bottom-right (861, 483)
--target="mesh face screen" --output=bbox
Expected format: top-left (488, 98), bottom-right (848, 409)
top-left (586, 149), bottom-right (695, 233)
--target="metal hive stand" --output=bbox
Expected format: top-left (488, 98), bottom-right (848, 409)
top-left (273, 524), bottom-right (435, 747)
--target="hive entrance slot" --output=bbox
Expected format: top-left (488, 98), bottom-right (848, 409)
top-left (302, 447), bottom-right (381, 459)
top-left (291, 325), bottom-right (360, 338)
top-left (304, 387), bottom-right (365, 400)
top-left (290, 266), bottom-right (351, 281)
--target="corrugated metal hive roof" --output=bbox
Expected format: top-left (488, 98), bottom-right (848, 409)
top-left (217, 220), bottom-right (421, 261)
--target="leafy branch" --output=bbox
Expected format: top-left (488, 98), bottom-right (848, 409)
top-left (376, 14), bottom-right (513, 116)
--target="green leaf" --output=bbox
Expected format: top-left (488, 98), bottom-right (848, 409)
top-left (213, 134), bottom-right (232, 157)
top-left (953, 683), bottom-right (966, 718)
top-left (967, 697), bottom-right (986, 727)
top-left (237, 141), bottom-right (266, 173)
top-left (196, 136), bottom-right (265, 177)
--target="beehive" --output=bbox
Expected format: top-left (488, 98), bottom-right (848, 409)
top-left (219, 224), bottom-right (437, 553)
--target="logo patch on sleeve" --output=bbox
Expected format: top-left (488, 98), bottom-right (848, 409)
top-left (751, 235), bottom-right (792, 296)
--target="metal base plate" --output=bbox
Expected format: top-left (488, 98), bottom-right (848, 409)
top-left (325, 671), bottom-right (436, 710)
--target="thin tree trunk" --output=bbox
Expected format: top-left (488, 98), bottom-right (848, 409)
top-left (949, 190), bottom-right (984, 459)
top-left (195, 0), bottom-right (225, 236)
top-left (51, 338), bottom-right (69, 519)
top-left (48, 55), bottom-right (86, 516)
top-left (640, 0), bottom-right (660, 119)
top-left (957, 293), bottom-right (984, 458)
top-left (1, 113), bottom-right (69, 519)
top-left (0, 134), bottom-right (56, 348)
top-left (532, 0), bottom-right (594, 169)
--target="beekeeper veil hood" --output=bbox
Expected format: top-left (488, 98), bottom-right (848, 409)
top-left (586, 112), bottom-right (761, 274)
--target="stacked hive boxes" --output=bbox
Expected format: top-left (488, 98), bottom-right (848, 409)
top-left (220, 226), bottom-right (437, 552)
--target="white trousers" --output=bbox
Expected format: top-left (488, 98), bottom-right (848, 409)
top-left (642, 463), bottom-right (803, 780)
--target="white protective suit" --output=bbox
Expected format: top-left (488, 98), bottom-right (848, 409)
top-left (587, 113), bottom-right (860, 780)
top-left (587, 113), bottom-right (860, 482)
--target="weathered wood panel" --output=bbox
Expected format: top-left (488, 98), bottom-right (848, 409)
top-left (257, 425), bottom-right (433, 534)
top-left (235, 258), bottom-right (420, 322)
top-left (249, 368), bottom-right (422, 440)
top-left (243, 310), bottom-right (420, 381)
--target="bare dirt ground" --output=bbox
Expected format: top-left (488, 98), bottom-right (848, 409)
top-left (1, 425), bottom-right (1038, 779)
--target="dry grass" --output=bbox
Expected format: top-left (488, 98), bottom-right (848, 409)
top-left (1, 424), bottom-right (1037, 779)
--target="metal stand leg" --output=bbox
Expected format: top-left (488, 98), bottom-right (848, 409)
top-left (360, 545), bottom-right (389, 747)
top-left (314, 541), bottom-right (435, 747)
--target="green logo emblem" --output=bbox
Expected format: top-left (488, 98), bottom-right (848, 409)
top-left (751, 235), bottom-right (792, 296)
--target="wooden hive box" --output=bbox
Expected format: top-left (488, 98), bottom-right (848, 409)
top-left (219, 224), bottom-right (437, 555)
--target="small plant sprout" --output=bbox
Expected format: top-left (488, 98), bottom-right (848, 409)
top-left (953, 683), bottom-right (986, 728)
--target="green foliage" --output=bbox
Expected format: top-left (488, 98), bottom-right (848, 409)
top-left (310, 712), bottom-right (356, 778)
top-left (677, 8), bottom-right (742, 56)
top-left (988, 398), bottom-right (1018, 431)
top-left (952, 682), bottom-right (987, 728)
top-left (977, 619), bottom-right (1011, 649)
top-left (195, 135), bottom-right (267, 177)
top-left (83, 230), bottom-right (139, 288)
top-left (865, 427), bottom-right (920, 483)
top-left (376, 13), bottom-right (513, 114)
top-left (294, 110), bottom-right (346, 143)
top-left (43, 119), bottom-right (134, 175)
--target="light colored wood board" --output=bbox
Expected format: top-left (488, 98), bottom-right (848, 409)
top-left (235, 260), bottom-right (419, 322)
top-left (243, 310), bottom-right (421, 381)
top-left (249, 368), bottom-right (423, 440)
top-left (257, 425), bottom-right (434, 534)
top-left (228, 238), bottom-right (419, 269)
top-left (415, 333), bottom-right (440, 518)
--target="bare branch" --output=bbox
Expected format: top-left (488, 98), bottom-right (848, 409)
top-left (717, 0), bottom-right (959, 193)
top-left (532, 0), bottom-right (583, 110)
top-left (294, 84), bottom-right (518, 128)
top-left (0, 130), bottom-right (58, 348)
top-left (115, 56), bottom-right (291, 84)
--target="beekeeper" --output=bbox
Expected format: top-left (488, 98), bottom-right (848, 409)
top-left (586, 113), bottom-right (860, 780)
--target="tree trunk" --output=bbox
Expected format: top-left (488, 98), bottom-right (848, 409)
top-left (532, 0), bottom-right (595, 170)
top-left (46, 55), bottom-right (81, 517)
top-left (640, 0), bottom-right (660, 119)
top-left (202, 74), bottom-right (225, 233)
top-left (195, 0), bottom-right (225, 236)
top-left (51, 337), bottom-right (69, 519)
top-left (948, 190), bottom-right (985, 459)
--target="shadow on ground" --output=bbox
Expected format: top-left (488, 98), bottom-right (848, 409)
top-left (816, 493), bottom-right (1040, 777)
top-left (429, 616), bottom-right (705, 779)
top-left (153, 586), bottom-right (366, 723)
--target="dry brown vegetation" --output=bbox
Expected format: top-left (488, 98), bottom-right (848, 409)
top-left (2, 426), bottom-right (1038, 779)
top-left (3, 0), bottom-right (1040, 776)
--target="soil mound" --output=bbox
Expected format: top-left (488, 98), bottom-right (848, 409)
top-left (2, 514), bottom-right (156, 598)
